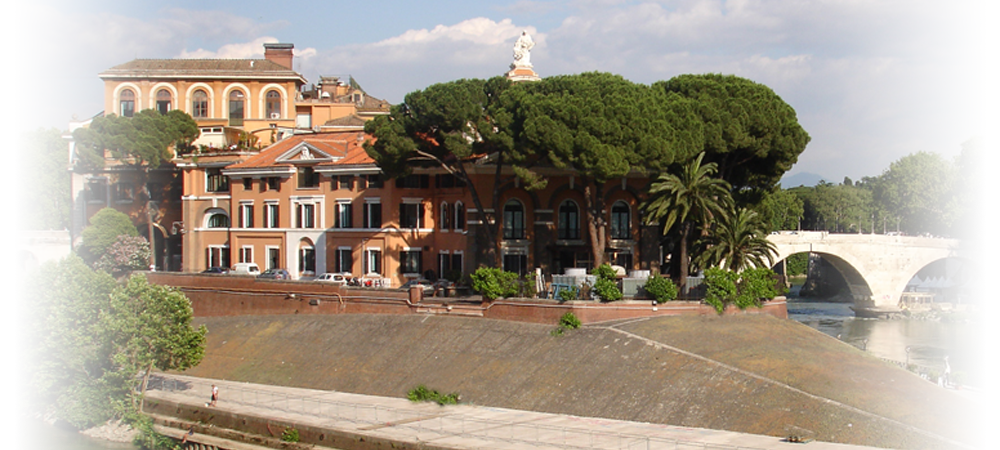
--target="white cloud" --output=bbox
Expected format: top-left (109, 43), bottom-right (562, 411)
top-left (176, 37), bottom-right (316, 61)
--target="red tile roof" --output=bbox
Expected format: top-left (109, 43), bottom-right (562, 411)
top-left (100, 59), bottom-right (305, 82)
top-left (227, 132), bottom-right (374, 170)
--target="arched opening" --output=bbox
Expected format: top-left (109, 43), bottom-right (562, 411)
top-left (156, 89), bottom-right (172, 114)
top-left (192, 89), bottom-right (208, 118)
top-left (119, 89), bottom-right (135, 117)
top-left (205, 210), bottom-right (230, 228)
top-left (8, 250), bottom-right (39, 279)
top-left (558, 200), bottom-right (580, 240)
top-left (229, 90), bottom-right (245, 126)
top-left (299, 239), bottom-right (316, 275)
top-left (610, 201), bottom-right (631, 240)
top-left (503, 200), bottom-right (525, 240)
top-left (265, 90), bottom-right (282, 119)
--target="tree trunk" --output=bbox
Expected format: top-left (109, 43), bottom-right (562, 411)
top-left (456, 160), bottom-right (499, 267)
top-left (678, 221), bottom-right (691, 290)
top-left (584, 181), bottom-right (607, 268)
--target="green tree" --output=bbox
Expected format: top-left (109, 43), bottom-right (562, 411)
top-left (754, 187), bottom-right (804, 232)
top-left (24, 128), bottom-right (71, 230)
top-left (508, 72), bottom-right (704, 265)
top-left (944, 132), bottom-right (1000, 239)
top-left (102, 274), bottom-right (206, 410)
top-left (93, 235), bottom-right (151, 277)
top-left (792, 181), bottom-right (874, 233)
top-left (643, 152), bottom-right (733, 288)
top-left (870, 151), bottom-right (958, 236)
top-left (365, 77), bottom-right (521, 264)
top-left (72, 109), bottom-right (198, 247)
top-left (654, 74), bottom-right (811, 192)
top-left (695, 207), bottom-right (777, 272)
top-left (703, 267), bottom-right (782, 314)
top-left (80, 207), bottom-right (139, 262)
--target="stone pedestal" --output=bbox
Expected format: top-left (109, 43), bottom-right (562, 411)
top-left (507, 65), bottom-right (540, 82)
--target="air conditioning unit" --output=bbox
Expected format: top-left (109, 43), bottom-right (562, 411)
top-left (270, 113), bottom-right (280, 119)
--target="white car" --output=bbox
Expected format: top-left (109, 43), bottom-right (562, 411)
top-left (231, 262), bottom-right (260, 275)
top-left (315, 273), bottom-right (349, 285)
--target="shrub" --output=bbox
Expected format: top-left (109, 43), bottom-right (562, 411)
top-left (470, 267), bottom-right (519, 300)
top-left (972, 311), bottom-right (990, 325)
top-left (559, 312), bottom-right (581, 329)
top-left (703, 267), bottom-right (782, 313)
top-left (557, 286), bottom-right (578, 302)
top-left (951, 370), bottom-right (969, 386)
top-left (591, 263), bottom-right (622, 302)
top-left (643, 275), bottom-right (678, 303)
top-left (407, 385), bottom-right (460, 405)
top-left (93, 235), bottom-right (150, 276)
top-left (704, 267), bottom-right (739, 314)
top-left (281, 427), bottom-right (300, 442)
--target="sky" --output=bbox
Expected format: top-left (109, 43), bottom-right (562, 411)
top-left (3, 0), bottom-right (998, 183)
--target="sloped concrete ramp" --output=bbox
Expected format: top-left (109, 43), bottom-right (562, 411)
top-left (181, 314), bottom-right (981, 449)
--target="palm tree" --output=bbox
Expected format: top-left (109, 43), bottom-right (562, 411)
top-left (695, 207), bottom-right (778, 272)
top-left (643, 152), bottom-right (733, 288)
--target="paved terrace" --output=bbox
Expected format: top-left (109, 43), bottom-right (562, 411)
top-left (145, 374), bottom-right (879, 450)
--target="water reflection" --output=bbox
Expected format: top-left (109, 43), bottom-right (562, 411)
top-left (787, 299), bottom-right (982, 385)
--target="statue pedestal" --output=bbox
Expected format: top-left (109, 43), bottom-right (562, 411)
top-left (507, 64), bottom-right (540, 82)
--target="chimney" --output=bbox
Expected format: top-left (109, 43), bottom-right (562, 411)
top-left (263, 43), bottom-right (294, 69)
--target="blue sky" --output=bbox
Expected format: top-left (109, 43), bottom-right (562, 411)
top-left (5, 0), bottom-right (998, 182)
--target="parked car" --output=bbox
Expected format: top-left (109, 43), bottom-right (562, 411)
top-left (399, 278), bottom-right (434, 294)
top-left (257, 268), bottom-right (290, 280)
top-left (201, 267), bottom-right (229, 274)
top-left (315, 273), bottom-right (349, 285)
top-left (231, 262), bottom-right (261, 275)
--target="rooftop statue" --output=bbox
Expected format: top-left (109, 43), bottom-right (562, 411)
top-left (512, 31), bottom-right (535, 68)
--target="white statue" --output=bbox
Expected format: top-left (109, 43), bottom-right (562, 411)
top-left (512, 31), bottom-right (534, 68)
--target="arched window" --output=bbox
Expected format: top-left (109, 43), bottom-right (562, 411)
top-left (454, 202), bottom-right (464, 231)
top-left (206, 212), bottom-right (230, 228)
top-left (610, 201), bottom-right (631, 240)
top-left (265, 90), bottom-right (281, 119)
top-left (229, 90), bottom-right (245, 125)
top-left (558, 200), bottom-right (580, 240)
top-left (192, 89), bottom-right (208, 118)
top-left (299, 239), bottom-right (316, 274)
top-left (119, 89), bottom-right (135, 117)
top-left (439, 202), bottom-right (451, 230)
top-left (503, 200), bottom-right (525, 240)
top-left (156, 89), bottom-right (172, 114)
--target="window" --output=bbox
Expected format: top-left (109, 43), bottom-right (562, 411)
top-left (298, 167), bottom-right (319, 188)
top-left (206, 168), bottom-right (229, 193)
top-left (439, 202), bottom-right (451, 230)
top-left (335, 248), bottom-right (352, 274)
top-left (242, 178), bottom-right (252, 190)
top-left (266, 177), bottom-right (281, 191)
top-left (438, 253), bottom-right (462, 279)
top-left (207, 213), bottom-right (230, 228)
top-left (503, 254), bottom-right (528, 276)
top-left (114, 182), bottom-right (134, 202)
top-left (400, 249), bottom-right (422, 274)
top-left (266, 90), bottom-right (281, 119)
top-left (609, 250), bottom-right (633, 269)
top-left (229, 90), bottom-right (245, 126)
top-left (239, 246), bottom-right (253, 263)
top-left (610, 201), bottom-right (631, 240)
top-left (192, 89), bottom-right (208, 118)
top-left (296, 203), bottom-right (316, 228)
top-left (558, 200), bottom-right (580, 240)
top-left (395, 174), bottom-right (429, 188)
top-left (265, 203), bottom-right (280, 228)
top-left (299, 243), bottom-right (316, 273)
top-left (338, 175), bottom-right (353, 190)
top-left (365, 248), bottom-right (382, 275)
top-left (399, 202), bottom-right (423, 229)
top-left (365, 174), bottom-right (383, 189)
top-left (451, 253), bottom-right (463, 276)
top-left (239, 203), bottom-right (254, 228)
top-left (335, 201), bottom-right (352, 228)
top-left (119, 89), bottom-right (135, 117)
top-left (435, 174), bottom-right (466, 188)
top-left (363, 200), bottom-right (382, 228)
top-left (207, 246), bottom-right (230, 269)
top-left (438, 253), bottom-right (451, 278)
top-left (86, 179), bottom-right (107, 203)
top-left (266, 247), bottom-right (280, 270)
top-left (156, 89), bottom-right (172, 115)
top-left (503, 200), bottom-right (525, 239)
top-left (454, 202), bottom-right (465, 230)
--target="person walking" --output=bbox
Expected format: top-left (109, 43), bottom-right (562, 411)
top-left (209, 384), bottom-right (219, 406)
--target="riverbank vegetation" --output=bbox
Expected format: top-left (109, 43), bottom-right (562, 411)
top-left (29, 255), bottom-right (206, 448)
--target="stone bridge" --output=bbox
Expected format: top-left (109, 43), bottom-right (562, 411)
top-left (0, 230), bottom-right (72, 277)
top-left (767, 231), bottom-right (963, 311)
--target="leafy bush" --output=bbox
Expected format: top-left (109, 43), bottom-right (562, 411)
top-left (591, 263), bottom-right (622, 302)
top-left (559, 312), bottom-right (581, 329)
top-left (951, 370), bottom-right (969, 386)
top-left (470, 267), bottom-right (519, 300)
top-left (281, 427), bottom-right (300, 442)
top-left (704, 267), bottom-right (781, 313)
top-left (704, 268), bottom-right (739, 313)
top-left (93, 235), bottom-right (150, 276)
top-left (786, 253), bottom-right (808, 276)
top-left (557, 286), bottom-right (578, 302)
top-left (972, 311), bottom-right (990, 325)
top-left (643, 275), bottom-right (678, 303)
top-left (80, 208), bottom-right (138, 261)
top-left (407, 385), bottom-right (460, 405)
top-left (131, 415), bottom-right (176, 450)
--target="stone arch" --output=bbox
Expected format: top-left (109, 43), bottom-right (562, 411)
top-left (185, 82), bottom-right (216, 117)
top-left (257, 83), bottom-right (289, 119)
top-left (496, 182), bottom-right (541, 210)
top-left (148, 82), bottom-right (178, 110)
top-left (202, 208), bottom-right (230, 229)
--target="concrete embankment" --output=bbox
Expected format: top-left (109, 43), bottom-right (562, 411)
top-left (176, 313), bottom-right (981, 449)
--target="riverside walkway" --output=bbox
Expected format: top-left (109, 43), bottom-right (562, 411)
top-left (145, 374), bottom-right (879, 450)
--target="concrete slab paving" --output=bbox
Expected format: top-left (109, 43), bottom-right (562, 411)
top-left (145, 373), bottom-right (881, 450)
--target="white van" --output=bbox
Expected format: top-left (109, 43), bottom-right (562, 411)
top-left (231, 262), bottom-right (260, 275)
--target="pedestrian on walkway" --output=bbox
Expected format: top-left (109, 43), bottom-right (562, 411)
top-left (210, 384), bottom-right (219, 406)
